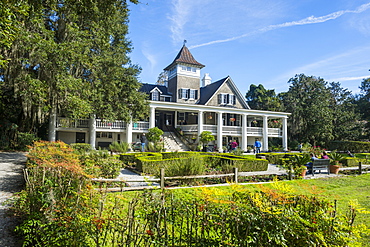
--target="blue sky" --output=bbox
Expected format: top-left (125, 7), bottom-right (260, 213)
top-left (128, 0), bottom-right (370, 95)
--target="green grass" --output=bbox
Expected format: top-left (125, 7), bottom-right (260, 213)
top-left (119, 174), bottom-right (370, 245)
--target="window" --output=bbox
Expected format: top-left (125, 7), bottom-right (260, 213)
top-left (151, 90), bottom-right (159, 101)
top-left (179, 88), bottom-right (189, 99)
top-left (218, 93), bottom-right (236, 105)
top-left (189, 89), bottom-right (198, 99)
top-left (228, 94), bottom-right (236, 105)
top-left (179, 89), bottom-right (197, 100)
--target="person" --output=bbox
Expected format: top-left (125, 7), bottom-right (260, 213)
top-left (305, 153), bottom-right (318, 174)
top-left (347, 151), bottom-right (354, 157)
top-left (298, 143), bottom-right (303, 153)
top-left (140, 133), bottom-right (147, 152)
top-left (254, 139), bottom-right (262, 154)
top-left (231, 140), bottom-right (238, 151)
top-left (321, 151), bottom-right (329, 159)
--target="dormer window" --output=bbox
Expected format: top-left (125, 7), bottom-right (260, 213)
top-left (151, 90), bottom-right (159, 101)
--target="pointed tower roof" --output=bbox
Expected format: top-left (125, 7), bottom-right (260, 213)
top-left (164, 44), bottom-right (205, 70)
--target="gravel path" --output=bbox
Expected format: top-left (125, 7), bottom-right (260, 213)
top-left (0, 152), bottom-right (27, 247)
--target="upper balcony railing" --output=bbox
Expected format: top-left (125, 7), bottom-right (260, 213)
top-left (96, 119), bottom-right (125, 129)
top-left (56, 118), bottom-right (89, 129)
top-left (180, 125), bottom-right (281, 137)
top-left (133, 121), bottom-right (149, 131)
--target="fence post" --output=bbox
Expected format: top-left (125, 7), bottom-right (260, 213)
top-left (359, 162), bottom-right (362, 175)
top-left (233, 167), bottom-right (238, 183)
top-left (160, 168), bottom-right (165, 189)
top-left (289, 164), bottom-right (292, 180)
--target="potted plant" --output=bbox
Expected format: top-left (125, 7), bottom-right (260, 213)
top-left (328, 151), bottom-right (342, 174)
top-left (289, 154), bottom-right (311, 178)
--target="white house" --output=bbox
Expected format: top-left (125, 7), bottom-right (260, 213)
top-left (49, 44), bottom-right (290, 152)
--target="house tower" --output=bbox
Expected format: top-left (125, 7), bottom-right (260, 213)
top-left (164, 43), bottom-right (205, 103)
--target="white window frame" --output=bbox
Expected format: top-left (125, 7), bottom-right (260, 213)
top-left (189, 89), bottom-right (195, 99)
top-left (152, 90), bottom-right (159, 101)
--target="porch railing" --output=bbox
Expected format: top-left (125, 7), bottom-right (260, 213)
top-left (96, 119), bottom-right (126, 129)
top-left (178, 125), bottom-right (281, 137)
top-left (133, 121), bottom-right (149, 131)
top-left (56, 118), bottom-right (89, 128)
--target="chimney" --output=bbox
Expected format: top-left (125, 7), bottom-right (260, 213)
top-left (202, 73), bottom-right (212, 87)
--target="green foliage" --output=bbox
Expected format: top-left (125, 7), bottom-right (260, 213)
top-left (356, 78), bottom-right (370, 138)
top-left (328, 151), bottom-right (344, 163)
top-left (199, 131), bottom-right (215, 146)
top-left (109, 141), bottom-right (130, 153)
top-left (80, 149), bottom-right (123, 178)
top-left (12, 142), bottom-right (370, 246)
top-left (245, 84), bottom-right (282, 111)
top-left (281, 74), bottom-right (334, 146)
top-left (146, 127), bottom-right (163, 143)
top-left (329, 140), bottom-right (370, 153)
top-left (70, 143), bottom-right (93, 154)
top-left (0, 0), bottom-right (147, 136)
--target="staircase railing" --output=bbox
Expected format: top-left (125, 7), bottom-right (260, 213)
top-left (172, 127), bottom-right (196, 150)
top-left (164, 125), bottom-right (180, 146)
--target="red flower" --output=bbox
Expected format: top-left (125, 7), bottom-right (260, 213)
top-left (146, 230), bottom-right (154, 236)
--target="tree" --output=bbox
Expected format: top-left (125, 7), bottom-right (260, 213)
top-left (245, 84), bottom-right (282, 111)
top-left (328, 82), bottom-right (362, 141)
top-left (199, 131), bottom-right (215, 151)
top-left (156, 71), bottom-right (168, 85)
top-left (147, 127), bottom-right (164, 143)
top-left (355, 77), bottom-right (370, 139)
top-left (281, 74), bottom-right (334, 146)
top-left (0, 0), bottom-right (147, 137)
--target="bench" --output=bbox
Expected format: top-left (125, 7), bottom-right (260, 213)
top-left (309, 159), bottom-right (330, 176)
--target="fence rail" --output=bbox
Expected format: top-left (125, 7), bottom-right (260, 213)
top-left (93, 163), bottom-right (370, 192)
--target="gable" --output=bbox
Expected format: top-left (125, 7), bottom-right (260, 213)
top-left (199, 77), bottom-right (250, 109)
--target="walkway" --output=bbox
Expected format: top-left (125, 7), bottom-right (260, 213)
top-left (0, 152), bottom-right (27, 247)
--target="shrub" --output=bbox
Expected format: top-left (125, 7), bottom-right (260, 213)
top-left (109, 141), bottom-right (130, 153)
top-left (15, 132), bottom-right (39, 151)
top-left (329, 140), bottom-right (370, 153)
top-left (70, 143), bottom-right (93, 154)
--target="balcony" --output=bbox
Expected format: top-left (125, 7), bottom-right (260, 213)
top-left (179, 125), bottom-right (281, 137)
top-left (96, 119), bottom-right (125, 129)
top-left (133, 121), bottom-right (149, 131)
top-left (56, 118), bottom-right (89, 129)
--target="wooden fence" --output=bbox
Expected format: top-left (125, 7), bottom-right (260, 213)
top-left (93, 163), bottom-right (370, 192)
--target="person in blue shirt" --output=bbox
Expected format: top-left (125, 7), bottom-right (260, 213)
top-left (305, 153), bottom-right (318, 174)
top-left (254, 139), bottom-right (262, 154)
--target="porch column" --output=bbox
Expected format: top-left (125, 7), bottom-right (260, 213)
top-left (282, 116), bottom-right (288, 151)
top-left (242, 114), bottom-right (248, 151)
top-left (48, 110), bottom-right (57, 142)
top-left (263, 115), bottom-right (269, 152)
top-left (198, 110), bottom-right (203, 141)
top-left (217, 112), bottom-right (223, 152)
top-left (174, 111), bottom-right (178, 129)
top-left (126, 118), bottom-right (133, 149)
top-left (149, 106), bottom-right (156, 128)
top-left (89, 114), bottom-right (96, 149)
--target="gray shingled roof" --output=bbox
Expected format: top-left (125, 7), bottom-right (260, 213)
top-left (164, 45), bottom-right (205, 70)
top-left (139, 83), bottom-right (172, 96)
top-left (198, 77), bottom-right (228, 105)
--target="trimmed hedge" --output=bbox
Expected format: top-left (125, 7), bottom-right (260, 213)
top-left (120, 152), bottom-right (268, 176)
top-left (329, 141), bottom-right (370, 153)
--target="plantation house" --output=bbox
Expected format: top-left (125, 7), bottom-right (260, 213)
top-left (49, 44), bottom-right (290, 152)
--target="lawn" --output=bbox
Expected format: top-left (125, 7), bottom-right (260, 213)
top-left (130, 173), bottom-right (370, 245)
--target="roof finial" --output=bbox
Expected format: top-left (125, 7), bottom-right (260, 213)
top-left (183, 40), bottom-right (187, 46)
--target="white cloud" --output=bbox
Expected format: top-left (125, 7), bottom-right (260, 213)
top-left (190, 2), bottom-right (370, 49)
top-left (168, 0), bottom-right (196, 44)
top-left (330, 76), bottom-right (369, 82)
